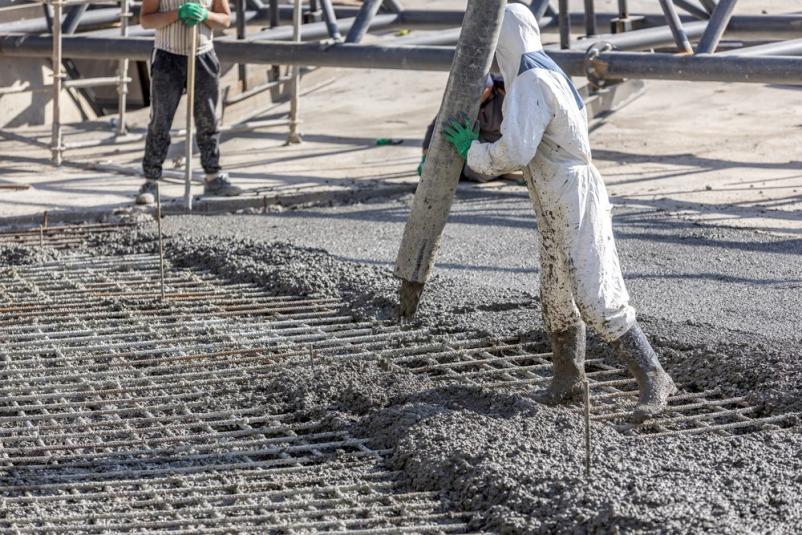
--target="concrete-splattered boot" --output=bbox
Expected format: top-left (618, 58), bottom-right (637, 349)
top-left (612, 323), bottom-right (677, 423)
top-left (533, 323), bottom-right (587, 404)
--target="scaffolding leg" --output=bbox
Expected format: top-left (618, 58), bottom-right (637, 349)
top-left (51, 0), bottom-right (64, 166)
top-left (559, 0), bottom-right (571, 49)
top-left (287, 0), bottom-right (302, 144)
top-left (659, 0), bottom-right (694, 54)
top-left (117, 0), bottom-right (130, 135)
top-left (584, 0), bottom-right (597, 37)
top-left (236, 0), bottom-right (248, 89)
top-left (697, 0), bottom-right (739, 54)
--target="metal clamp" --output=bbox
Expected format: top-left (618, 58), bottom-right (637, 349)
top-left (584, 41), bottom-right (614, 89)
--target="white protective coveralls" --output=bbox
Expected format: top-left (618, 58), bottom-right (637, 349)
top-left (467, 4), bottom-right (635, 342)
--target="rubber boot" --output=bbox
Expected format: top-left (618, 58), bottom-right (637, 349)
top-left (612, 323), bottom-right (677, 424)
top-left (533, 322), bottom-right (587, 405)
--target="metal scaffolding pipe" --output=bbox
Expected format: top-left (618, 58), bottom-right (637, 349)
top-left (584, 0), bottom-right (597, 37)
top-left (229, 13), bottom-right (399, 42)
top-left (658, 0), bottom-right (693, 53)
top-left (0, 7), bottom-right (138, 34)
top-left (382, 0), bottom-right (404, 13)
top-left (319, 0), bottom-right (342, 41)
top-left (236, 0), bottom-right (247, 87)
top-left (345, 0), bottom-right (384, 43)
top-left (696, 0), bottom-right (739, 53)
top-left (531, 0), bottom-right (551, 22)
top-left (559, 0), bottom-right (570, 49)
top-left (2, 34), bottom-right (802, 86)
top-left (672, 0), bottom-right (708, 20)
top-left (718, 37), bottom-right (802, 57)
top-left (699, 0), bottom-right (716, 14)
top-left (62, 4), bottom-right (89, 34)
top-left (568, 19), bottom-right (708, 51)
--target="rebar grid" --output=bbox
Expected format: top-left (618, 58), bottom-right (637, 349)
top-left (0, 250), bottom-right (473, 534)
top-left (0, 232), bottom-right (797, 531)
top-left (389, 337), bottom-right (799, 437)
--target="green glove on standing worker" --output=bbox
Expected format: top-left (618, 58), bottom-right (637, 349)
top-left (178, 1), bottom-right (209, 26)
top-left (443, 119), bottom-right (479, 160)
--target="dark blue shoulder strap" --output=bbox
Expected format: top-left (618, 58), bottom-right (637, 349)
top-left (518, 50), bottom-right (584, 110)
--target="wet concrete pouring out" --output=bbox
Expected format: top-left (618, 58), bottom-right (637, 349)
top-left (0, 217), bottom-right (799, 534)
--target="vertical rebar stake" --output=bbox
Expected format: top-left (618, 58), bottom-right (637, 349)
top-left (39, 225), bottom-right (44, 249)
top-left (156, 182), bottom-right (166, 301)
top-left (584, 379), bottom-right (592, 480)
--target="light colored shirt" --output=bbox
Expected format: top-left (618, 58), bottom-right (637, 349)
top-left (154, 0), bottom-right (214, 56)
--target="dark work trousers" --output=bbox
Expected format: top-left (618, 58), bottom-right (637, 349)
top-left (142, 48), bottom-right (222, 181)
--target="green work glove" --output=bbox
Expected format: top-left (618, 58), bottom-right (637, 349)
top-left (179, 2), bottom-right (209, 27)
top-left (443, 118), bottom-right (479, 160)
top-left (416, 155), bottom-right (426, 176)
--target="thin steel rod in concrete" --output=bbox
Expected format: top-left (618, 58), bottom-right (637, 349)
top-left (584, 379), bottom-right (591, 480)
top-left (345, 0), bottom-right (383, 44)
top-left (659, 0), bottom-right (694, 54)
top-left (394, 0), bottom-right (505, 318)
top-left (185, 24), bottom-right (198, 211)
top-left (696, 0), bottom-right (739, 53)
top-left (156, 183), bottom-right (166, 301)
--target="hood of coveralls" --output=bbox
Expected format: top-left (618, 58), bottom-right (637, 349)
top-left (495, 4), bottom-right (544, 88)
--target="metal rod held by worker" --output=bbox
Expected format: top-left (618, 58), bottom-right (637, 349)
top-left (584, 379), bottom-right (592, 480)
top-left (393, 0), bottom-right (505, 319)
top-left (185, 23), bottom-right (198, 211)
top-left (156, 182), bottom-right (166, 300)
top-left (51, 0), bottom-right (63, 166)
